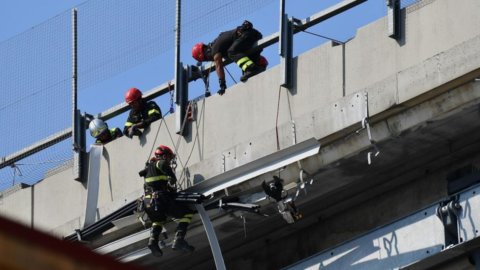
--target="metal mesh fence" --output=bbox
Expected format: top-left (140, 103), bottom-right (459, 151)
top-left (0, 0), bottom-right (434, 191)
top-left (0, 0), bottom-right (276, 191)
top-left (181, 0), bottom-right (276, 43)
top-left (0, 12), bottom-right (72, 190)
top-left (76, 0), bottom-right (176, 91)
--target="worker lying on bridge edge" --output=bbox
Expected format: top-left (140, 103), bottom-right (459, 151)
top-left (138, 145), bottom-right (195, 257)
top-left (89, 118), bottom-right (123, 144)
top-left (123, 87), bottom-right (162, 138)
top-left (191, 20), bottom-right (267, 96)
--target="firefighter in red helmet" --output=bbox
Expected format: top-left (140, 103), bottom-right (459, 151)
top-left (123, 87), bottom-right (162, 138)
top-left (138, 145), bottom-right (195, 256)
top-left (192, 20), bottom-right (267, 95)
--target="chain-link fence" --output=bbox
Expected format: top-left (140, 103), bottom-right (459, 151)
top-left (0, 0), bottom-right (276, 191)
top-left (0, 0), bottom-right (433, 192)
top-left (0, 11), bottom-right (72, 191)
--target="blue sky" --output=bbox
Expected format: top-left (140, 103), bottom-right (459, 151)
top-left (0, 0), bottom-right (387, 114)
top-left (1, 0), bottom-right (387, 113)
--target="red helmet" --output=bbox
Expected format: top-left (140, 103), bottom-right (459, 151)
top-left (155, 145), bottom-right (175, 160)
top-left (257, 55), bottom-right (268, 68)
top-left (125, 87), bottom-right (142, 104)
top-left (192, 42), bottom-right (205, 62)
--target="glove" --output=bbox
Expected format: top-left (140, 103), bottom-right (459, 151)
top-left (127, 125), bottom-right (142, 138)
top-left (218, 78), bottom-right (227, 95)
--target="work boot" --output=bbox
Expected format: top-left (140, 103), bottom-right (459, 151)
top-left (148, 226), bottom-right (163, 257)
top-left (240, 65), bottom-right (263, 82)
top-left (172, 230), bottom-right (195, 252)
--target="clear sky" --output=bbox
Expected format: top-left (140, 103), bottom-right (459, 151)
top-left (0, 0), bottom-right (388, 188)
top-left (0, 0), bottom-right (387, 118)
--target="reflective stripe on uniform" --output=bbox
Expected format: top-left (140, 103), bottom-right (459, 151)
top-left (125, 122), bottom-right (133, 127)
top-left (236, 56), bottom-right (250, 66)
top-left (148, 108), bottom-right (160, 116)
top-left (152, 222), bottom-right (163, 227)
top-left (178, 213), bottom-right (194, 223)
top-left (236, 56), bottom-right (253, 71)
top-left (145, 175), bottom-right (169, 183)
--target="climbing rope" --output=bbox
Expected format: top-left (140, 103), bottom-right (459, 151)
top-left (144, 81), bottom-right (175, 163)
top-left (162, 100), bottom-right (194, 190)
top-left (275, 85), bottom-right (282, 151)
top-left (176, 98), bottom-right (206, 188)
top-left (225, 66), bottom-right (238, 84)
top-left (144, 111), bottom-right (170, 163)
top-left (300, 30), bottom-right (345, 45)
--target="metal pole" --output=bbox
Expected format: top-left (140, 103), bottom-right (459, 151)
top-left (72, 8), bottom-right (78, 144)
top-left (387, 0), bottom-right (400, 39)
top-left (72, 8), bottom-right (82, 181)
top-left (278, 0), bottom-right (285, 56)
top-left (342, 43), bottom-right (346, 97)
top-left (174, 0), bottom-right (182, 134)
top-left (195, 204), bottom-right (226, 270)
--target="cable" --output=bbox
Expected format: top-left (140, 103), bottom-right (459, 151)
top-left (13, 158), bottom-right (72, 166)
top-left (300, 30), bottom-right (345, 45)
top-left (145, 82), bottom-right (174, 162)
top-left (275, 85), bottom-right (282, 151)
top-left (225, 66), bottom-right (238, 84)
top-left (144, 111), bottom-right (169, 163)
top-left (176, 98), bottom-right (206, 187)
top-left (162, 101), bottom-right (193, 189)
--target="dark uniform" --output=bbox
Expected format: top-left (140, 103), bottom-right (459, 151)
top-left (123, 100), bottom-right (162, 137)
top-left (207, 24), bottom-right (263, 75)
top-left (139, 158), bottom-right (194, 256)
top-left (95, 128), bottom-right (123, 144)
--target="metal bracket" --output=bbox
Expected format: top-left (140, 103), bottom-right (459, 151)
top-left (220, 202), bottom-right (260, 213)
top-left (214, 195), bottom-right (261, 214)
top-left (436, 196), bottom-right (462, 248)
top-left (175, 63), bottom-right (189, 136)
top-left (277, 197), bottom-right (302, 224)
top-left (189, 64), bottom-right (211, 98)
top-left (279, 13), bottom-right (293, 88)
top-left (387, 0), bottom-right (401, 39)
top-left (262, 176), bottom-right (302, 224)
top-left (356, 92), bottom-right (380, 165)
top-left (295, 168), bottom-right (314, 199)
top-left (74, 229), bottom-right (88, 244)
top-left (361, 117), bottom-right (380, 165)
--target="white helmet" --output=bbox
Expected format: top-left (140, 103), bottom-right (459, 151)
top-left (88, 118), bottom-right (108, 138)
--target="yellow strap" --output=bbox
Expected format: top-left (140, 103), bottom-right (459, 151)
top-left (236, 56), bottom-right (251, 66)
top-left (178, 217), bottom-right (192, 223)
top-left (241, 60), bottom-right (254, 71)
top-left (145, 175), bottom-right (169, 183)
top-left (148, 109), bottom-right (160, 116)
top-left (178, 213), bottom-right (193, 223)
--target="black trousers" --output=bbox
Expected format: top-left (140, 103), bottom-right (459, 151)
top-left (227, 29), bottom-right (262, 64)
top-left (144, 192), bottom-right (194, 225)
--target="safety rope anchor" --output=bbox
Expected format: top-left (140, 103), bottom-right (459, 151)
top-left (357, 117), bottom-right (380, 165)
